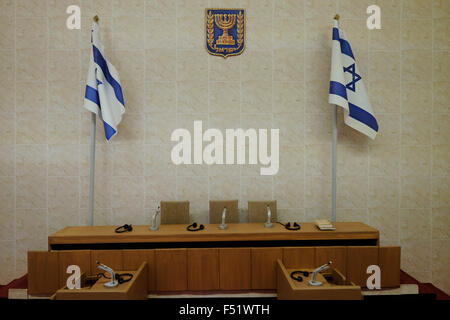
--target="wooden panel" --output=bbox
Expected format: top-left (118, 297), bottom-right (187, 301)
top-left (127, 262), bottom-right (148, 300)
top-left (160, 201), bottom-right (190, 224)
top-left (28, 251), bottom-right (60, 295)
top-left (90, 250), bottom-right (123, 274)
top-left (209, 200), bottom-right (239, 224)
top-left (147, 250), bottom-right (156, 292)
top-left (187, 248), bottom-right (219, 291)
top-left (283, 247), bottom-right (316, 268)
top-left (58, 250), bottom-right (91, 287)
top-left (248, 201), bottom-right (277, 223)
top-left (155, 249), bottom-right (187, 291)
top-left (219, 248), bottom-right (251, 290)
top-left (315, 247), bottom-right (347, 276)
top-left (49, 222), bottom-right (379, 246)
top-left (251, 247), bottom-right (282, 289)
top-left (379, 246), bottom-right (401, 288)
top-left (347, 246), bottom-right (378, 287)
top-left (123, 249), bottom-right (156, 292)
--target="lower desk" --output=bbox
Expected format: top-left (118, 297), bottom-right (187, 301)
top-left (28, 222), bottom-right (401, 296)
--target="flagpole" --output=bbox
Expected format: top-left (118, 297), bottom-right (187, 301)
top-left (88, 113), bottom-right (96, 226)
top-left (332, 105), bottom-right (337, 222)
top-left (331, 14), bottom-right (340, 223)
top-left (88, 15), bottom-right (99, 226)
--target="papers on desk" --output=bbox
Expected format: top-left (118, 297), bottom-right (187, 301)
top-left (315, 219), bottom-right (336, 231)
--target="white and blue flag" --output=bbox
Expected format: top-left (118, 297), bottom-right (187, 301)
top-left (84, 21), bottom-right (125, 140)
top-left (329, 19), bottom-right (378, 139)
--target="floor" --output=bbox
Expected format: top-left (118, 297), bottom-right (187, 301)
top-left (1, 271), bottom-right (449, 300)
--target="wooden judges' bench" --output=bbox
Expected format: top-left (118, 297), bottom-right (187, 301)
top-left (28, 222), bottom-right (401, 296)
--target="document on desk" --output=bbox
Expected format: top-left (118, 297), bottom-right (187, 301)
top-left (315, 219), bottom-right (336, 231)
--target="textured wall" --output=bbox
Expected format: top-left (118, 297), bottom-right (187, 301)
top-left (0, 0), bottom-right (449, 293)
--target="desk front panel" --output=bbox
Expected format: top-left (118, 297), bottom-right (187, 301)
top-left (28, 246), bottom-right (401, 295)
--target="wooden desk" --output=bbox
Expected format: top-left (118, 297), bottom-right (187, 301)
top-left (48, 222), bottom-right (379, 250)
top-left (29, 222), bottom-right (400, 296)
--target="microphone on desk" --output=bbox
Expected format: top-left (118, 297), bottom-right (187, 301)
top-left (309, 261), bottom-right (333, 286)
top-left (219, 207), bottom-right (228, 230)
top-left (264, 205), bottom-right (273, 228)
top-left (96, 261), bottom-right (118, 288)
top-left (149, 206), bottom-right (160, 231)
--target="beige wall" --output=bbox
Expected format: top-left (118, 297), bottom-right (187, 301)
top-left (0, 0), bottom-right (449, 293)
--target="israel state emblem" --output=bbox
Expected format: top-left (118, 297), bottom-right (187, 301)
top-left (206, 9), bottom-right (245, 58)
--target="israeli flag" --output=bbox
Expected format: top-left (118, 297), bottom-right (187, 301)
top-left (84, 21), bottom-right (125, 140)
top-left (329, 19), bottom-right (378, 139)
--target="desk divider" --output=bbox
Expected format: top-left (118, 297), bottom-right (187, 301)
top-left (122, 249), bottom-right (156, 292)
top-left (187, 248), bottom-right (219, 291)
top-left (155, 249), bottom-right (187, 291)
top-left (282, 247), bottom-right (316, 268)
top-left (379, 246), bottom-right (401, 288)
top-left (219, 248), bottom-right (252, 290)
top-left (28, 251), bottom-right (60, 295)
top-left (251, 247), bottom-right (283, 289)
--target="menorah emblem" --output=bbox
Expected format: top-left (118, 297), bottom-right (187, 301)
top-left (206, 9), bottom-right (245, 58)
top-left (215, 14), bottom-right (236, 45)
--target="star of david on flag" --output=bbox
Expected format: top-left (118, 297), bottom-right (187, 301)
top-left (343, 64), bottom-right (361, 92)
top-left (329, 19), bottom-right (378, 139)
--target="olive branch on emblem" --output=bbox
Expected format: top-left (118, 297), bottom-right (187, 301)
top-left (236, 11), bottom-right (244, 48)
top-left (207, 11), bottom-right (214, 48)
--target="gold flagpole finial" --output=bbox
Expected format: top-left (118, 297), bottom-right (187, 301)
top-left (334, 14), bottom-right (340, 21)
top-left (93, 15), bottom-right (99, 22)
